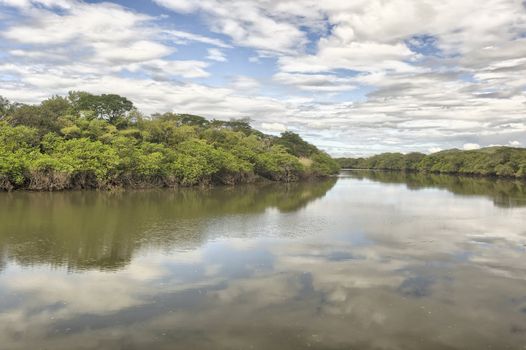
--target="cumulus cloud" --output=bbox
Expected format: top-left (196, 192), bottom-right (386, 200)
top-left (3, 1), bottom-right (155, 49)
top-left (124, 59), bottom-right (210, 79)
top-left (228, 76), bottom-right (261, 91)
top-left (273, 72), bottom-right (357, 92)
top-left (206, 48), bottom-right (227, 62)
top-left (153, 0), bottom-right (310, 54)
top-left (163, 29), bottom-right (232, 48)
top-left (1, 0), bottom-right (526, 156)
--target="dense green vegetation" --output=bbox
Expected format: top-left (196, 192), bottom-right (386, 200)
top-left (0, 93), bottom-right (339, 191)
top-left (337, 147), bottom-right (526, 179)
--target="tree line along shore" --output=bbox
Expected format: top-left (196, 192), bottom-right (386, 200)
top-left (0, 92), bottom-right (339, 191)
top-left (2, 92), bottom-right (524, 192)
top-left (337, 147), bottom-right (526, 179)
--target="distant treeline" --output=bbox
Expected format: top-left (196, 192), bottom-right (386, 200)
top-left (0, 92), bottom-right (339, 191)
top-left (336, 147), bottom-right (526, 179)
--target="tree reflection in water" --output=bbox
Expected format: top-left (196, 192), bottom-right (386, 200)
top-left (0, 179), bottom-right (336, 271)
top-left (344, 169), bottom-right (526, 208)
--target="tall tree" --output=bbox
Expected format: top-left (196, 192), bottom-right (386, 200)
top-left (7, 96), bottom-right (71, 134)
top-left (69, 91), bottom-right (134, 126)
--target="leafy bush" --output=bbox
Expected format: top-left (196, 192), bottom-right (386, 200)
top-left (255, 145), bottom-right (304, 182)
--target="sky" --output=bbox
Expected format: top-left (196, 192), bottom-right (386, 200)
top-left (0, 0), bottom-right (525, 156)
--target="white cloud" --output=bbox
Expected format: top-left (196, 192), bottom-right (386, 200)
top-left (261, 122), bottom-right (287, 133)
top-left (229, 76), bottom-right (260, 91)
top-left (463, 143), bottom-right (481, 150)
top-left (93, 40), bottom-right (173, 64)
top-left (206, 48), bottom-right (227, 62)
top-left (3, 2), bottom-right (154, 46)
top-left (152, 0), bottom-right (197, 13)
top-left (0, 1), bottom-right (217, 93)
top-left (278, 41), bottom-right (417, 74)
top-left (2, 0), bottom-right (526, 156)
top-left (273, 72), bottom-right (357, 92)
top-left (0, 71), bottom-right (288, 117)
top-left (153, 0), bottom-right (309, 54)
top-left (163, 29), bottom-right (232, 48)
top-left (124, 59), bottom-right (210, 79)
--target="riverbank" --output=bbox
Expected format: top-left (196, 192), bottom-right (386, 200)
top-left (1, 171), bottom-right (335, 192)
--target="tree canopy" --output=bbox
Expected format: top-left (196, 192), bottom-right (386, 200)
top-left (69, 92), bottom-right (134, 126)
top-left (0, 92), bottom-right (339, 191)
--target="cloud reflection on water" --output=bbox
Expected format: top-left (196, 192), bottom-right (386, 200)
top-left (0, 174), bottom-right (526, 349)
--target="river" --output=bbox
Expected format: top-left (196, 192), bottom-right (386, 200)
top-left (0, 171), bottom-right (525, 349)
